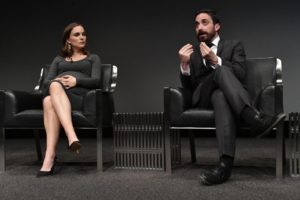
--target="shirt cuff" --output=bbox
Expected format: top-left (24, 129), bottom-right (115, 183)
top-left (217, 56), bottom-right (222, 66)
top-left (180, 64), bottom-right (191, 75)
top-left (210, 56), bottom-right (222, 69)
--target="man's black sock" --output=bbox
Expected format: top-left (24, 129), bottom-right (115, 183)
top-left (220, 155), bottom-right (234, 168)
top-left (241, 106), bottom-right (257, 125)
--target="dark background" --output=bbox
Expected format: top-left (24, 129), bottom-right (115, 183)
top-left (1, 0), bottom-right (299, 113)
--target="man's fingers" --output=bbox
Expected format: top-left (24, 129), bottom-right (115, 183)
top-left (180, 47), bottom-right (194, 56)
top-left (179, 43), bottom-right (194, 64)
top-left (179, 43), bottom-right (193, 53)
top-left (200, 42), bottom-right (209, 48)
top-left (182, 43), bottom-right (193, 49)
top-left (200, 42), bottom-right (211, 52)
top-left (200, 42), bottom-right (212, 56)
top-left (199, 45), bottom-right (207, 55)
top-left (185, 49), bottom-right (194, 56)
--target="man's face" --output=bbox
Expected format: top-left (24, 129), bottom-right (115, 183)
top-left (195, 13), bottom-right (220, 43)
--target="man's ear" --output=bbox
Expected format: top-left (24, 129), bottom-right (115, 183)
top-left (215, 23), bottom-right (221, 32)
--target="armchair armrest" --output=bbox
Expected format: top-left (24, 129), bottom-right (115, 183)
top-left (82, 89), bottom-right (99, 124)
top-left (275, 58), bottom-right (284, 114)
top-left (33, 67), bottom-right (45, 92)
top-left (255, 85), bottom-right (275, 116)
top-left (0, 90), bottom-right (43, 125)
top-left (82, 89), bottom-right (115, 128)
top-left (164, 87), bottom-right (192, 124)
top-left (101, 64), bottom-right (118, 92)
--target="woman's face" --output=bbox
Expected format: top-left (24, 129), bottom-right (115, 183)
top-left (67, 25), bottom-right (86, 50)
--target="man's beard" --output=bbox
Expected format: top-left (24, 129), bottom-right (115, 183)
top-left (197, 31), bottom-right (216, 43)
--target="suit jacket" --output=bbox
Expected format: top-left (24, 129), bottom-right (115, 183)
top-left (180, 39), bottom-right (246, 106)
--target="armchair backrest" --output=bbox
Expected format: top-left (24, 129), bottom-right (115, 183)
top-left (243, 57), bottom-right (282, 116)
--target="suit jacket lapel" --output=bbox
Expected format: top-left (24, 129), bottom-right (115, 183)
top-left (217, 39), bottom-right (224, 56)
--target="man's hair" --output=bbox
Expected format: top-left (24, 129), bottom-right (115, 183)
top-left (194, 9), bottom-right (220, 24)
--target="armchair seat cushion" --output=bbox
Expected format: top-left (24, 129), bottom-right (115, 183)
top-left (5, 110), bottom-right (94, 128)
top-left (171, 108), bottom-right (252, 129)
top-left (5, 110), bottom-right (44, 128)
top-left (72, 111), bottom-right (95, 127)
top-left (171, 109), bottom-right (215, 127)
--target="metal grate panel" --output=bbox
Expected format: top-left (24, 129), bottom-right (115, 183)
top-left (113, 112), bottom-right (165, 170)
top-left (289, 112), bottom-right (300, 177)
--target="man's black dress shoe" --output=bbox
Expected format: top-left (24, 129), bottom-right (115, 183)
top-left (198, 162), bottom-right (232, 186)
top-left (250, 112), bottom-right (286, 138)
top-left (36, 157), bottom-right (57, 178)
top-left (68, 141), bottom-right (81, 154)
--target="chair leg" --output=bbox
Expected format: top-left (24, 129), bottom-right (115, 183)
top-left (172, 129), bottom-right (181, 165)
top-left (34, 130), bottom-right (43, 161)
top-left (97, 128), bottom-right (103, 172)
top-left (283, 133), bottom-right (287, 175)
top-left (188, 130), bottom-right (196, 163)
top-left (276, 122), bottom-right (284, 179)
top-left (165, 126), bottom-right (172, 174)
top-left (0, 128), bottom-right (5, 172)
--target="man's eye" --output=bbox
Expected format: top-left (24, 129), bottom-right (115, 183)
top-left (202, 20), bottom-right (209, 25)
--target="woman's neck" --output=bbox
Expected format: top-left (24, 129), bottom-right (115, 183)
top-left (67, 51), bottom-right (87, 62)
top-left (72, 49), bottom-right (83, 56)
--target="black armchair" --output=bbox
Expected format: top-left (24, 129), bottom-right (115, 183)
top-left (0, 63), bottom-right (118, 172)
top-left (164, 57), bottom-right (285, 178)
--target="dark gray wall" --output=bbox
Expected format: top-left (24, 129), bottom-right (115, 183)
top-left (1, 0), bottom-right (299, 113)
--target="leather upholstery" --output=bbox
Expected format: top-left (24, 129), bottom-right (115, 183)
top-left (165, 57), bottom-right (281, 128)
top-left (0, 64), bottom-right (116, 129)
top-left (243, 58), bottom-right (276, 115)
top-left (0, 63), bottom-right (117, 172)
top-left (164, 57), bottom-right (285, 177)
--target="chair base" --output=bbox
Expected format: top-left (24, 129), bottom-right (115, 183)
top-left (165, 124), bottom-right (286, 179)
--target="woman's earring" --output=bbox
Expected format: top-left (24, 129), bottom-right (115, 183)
top-left (67, 43), bottom-right (72, 51)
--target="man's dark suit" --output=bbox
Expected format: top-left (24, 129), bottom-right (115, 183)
top-left (180, 39), bottom-right (251, 157)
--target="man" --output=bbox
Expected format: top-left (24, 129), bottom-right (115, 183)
top-left (178, 9), bottom-right (286, 185)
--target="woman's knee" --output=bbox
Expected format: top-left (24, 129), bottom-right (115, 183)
top-left (43, 96), bottom-right (53, 109)
top-left (49, 81), bottom-right (64, 94)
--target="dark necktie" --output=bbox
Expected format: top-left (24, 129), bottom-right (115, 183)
top-left (206, 42), bottom-right (213, 48)
top-left (204, 42), bottom-right (214, 68)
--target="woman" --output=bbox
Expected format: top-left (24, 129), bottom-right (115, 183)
top-left (37, 22), bottom-right (101, 177)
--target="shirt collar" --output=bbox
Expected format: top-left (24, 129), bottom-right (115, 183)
top-left (211, 35), bottom-right (220, 47)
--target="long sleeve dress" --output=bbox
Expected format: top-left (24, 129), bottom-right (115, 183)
top-left (43, 54), bottom-right (101, 110)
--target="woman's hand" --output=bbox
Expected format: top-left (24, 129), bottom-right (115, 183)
top-left (54, 75), bottom-right (77, 89)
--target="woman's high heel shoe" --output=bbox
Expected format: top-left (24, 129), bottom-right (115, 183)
top-left (36, 157), bottom-right (57, 178)
top-left (68, 141), bottom-right (81, 154)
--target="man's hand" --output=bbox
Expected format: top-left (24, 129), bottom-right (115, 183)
top-left (200, 42), bottom-right (218, 65)
top-left (55, 75), bottom-right (77, 89)
top-left (179, 43), bottom-right (194, 70)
